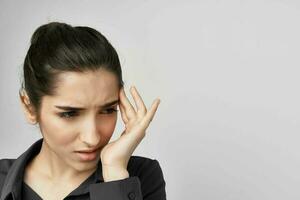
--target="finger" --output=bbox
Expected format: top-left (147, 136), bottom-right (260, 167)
top-left (119, 103), bottom-right (129, 124)
top-left (130, 86), bottom-right (147, 116)
top-left (119, 87), bottom-right (136, 119)
top-left (141, 98), bottom-right (161, 128)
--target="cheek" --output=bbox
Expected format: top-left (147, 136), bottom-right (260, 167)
top-left (40, 115), bottom-right (77, 146)
top-left (98, 115), bottom-right (118, 142)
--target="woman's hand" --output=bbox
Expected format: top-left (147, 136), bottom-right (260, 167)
top-left (100, 86), bottom-right (161, 181)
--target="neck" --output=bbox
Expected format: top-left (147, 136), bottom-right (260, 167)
top-left (28, 140), bottom-right (97, 184)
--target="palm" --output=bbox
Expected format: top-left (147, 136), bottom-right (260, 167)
top-left (100, 86), bottom-right (160, 170)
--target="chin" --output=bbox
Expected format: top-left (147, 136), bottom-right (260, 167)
top-left (73, 157), bottom-right (99, 170)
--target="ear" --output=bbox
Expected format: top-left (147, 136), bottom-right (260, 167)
top-left (19, 89), bottom-right (38, 125)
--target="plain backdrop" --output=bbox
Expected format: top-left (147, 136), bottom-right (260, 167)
top-left (1, 0), bottom-right (300, 199)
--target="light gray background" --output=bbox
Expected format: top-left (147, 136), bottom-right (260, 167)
top-left (1, 0), bottom-right (300, 199)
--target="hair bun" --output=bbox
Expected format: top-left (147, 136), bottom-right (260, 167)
top-left (30, 22), bottom-right (66, 45)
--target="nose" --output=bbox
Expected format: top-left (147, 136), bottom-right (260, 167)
top-left (79, 117), bottom-right (101, 147)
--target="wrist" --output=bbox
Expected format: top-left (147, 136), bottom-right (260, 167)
top-left (102, 165), bottom-right (129, 182)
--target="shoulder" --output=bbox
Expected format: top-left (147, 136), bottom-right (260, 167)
top-left (0, 158), bottom-right (15, 175)
top-left (127, 156), bottom-right (166, 196)
top-left (128, 155), bottom-right (163, 175)
top-left (0, 158), bottom-right (16, 190)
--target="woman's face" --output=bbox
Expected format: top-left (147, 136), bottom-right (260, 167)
top-left (37, 69), bottom-right (120, 171)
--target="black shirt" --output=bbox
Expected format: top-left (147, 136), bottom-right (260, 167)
top-left (0, 138), bottom-right (167, 200)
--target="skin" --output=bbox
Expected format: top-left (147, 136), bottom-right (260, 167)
top-left (19, 68), bottom-right (160, 198)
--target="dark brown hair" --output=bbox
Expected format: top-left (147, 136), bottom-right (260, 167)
top-left (19, 21), bottom-right (124, 122)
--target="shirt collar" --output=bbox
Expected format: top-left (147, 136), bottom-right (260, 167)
top-left (0, 138), bottom-right (104, 200)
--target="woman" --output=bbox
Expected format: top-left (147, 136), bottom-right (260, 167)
top-left (0, 22), bottom-right (166, 200)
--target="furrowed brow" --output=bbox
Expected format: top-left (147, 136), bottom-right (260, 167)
top-left (55, 99), bottom-right (119, 111)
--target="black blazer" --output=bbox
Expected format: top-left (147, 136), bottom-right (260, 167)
top-left (0, 138), bottom-right (167, 200)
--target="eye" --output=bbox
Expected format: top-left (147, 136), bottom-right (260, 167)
top-left (101, 108), bottom-right (118, 114)
top-left (59, 111), bottom-right (78, 118)
top-left (58, 108), bottom-right (118, 119)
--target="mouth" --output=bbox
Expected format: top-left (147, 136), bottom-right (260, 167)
top-left (76, 148), bottom-right (99, 153)
top-left (75, 148), bottom-right (100, 161)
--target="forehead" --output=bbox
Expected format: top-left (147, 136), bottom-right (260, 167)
top-left (44, 69), bottom-right (119, 106)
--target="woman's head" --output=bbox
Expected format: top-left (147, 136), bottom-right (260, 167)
top-left (19, 22), bottom-right (124, 170)
top-left (20, 22), bottom-right (123, 122)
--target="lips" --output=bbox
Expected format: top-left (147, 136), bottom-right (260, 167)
top-left (76, 149), bottom-right (98, 153)
top-left (75, 148), bottom-right (100, 161)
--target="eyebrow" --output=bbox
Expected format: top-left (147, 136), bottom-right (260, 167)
top-left (55, 99), bottom-right (119, 111)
